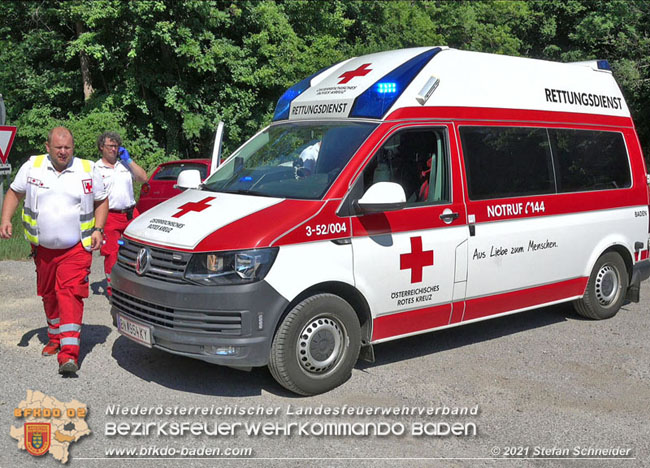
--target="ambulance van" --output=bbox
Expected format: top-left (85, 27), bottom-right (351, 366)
top-left (111, 47), bottom-right (650, 395)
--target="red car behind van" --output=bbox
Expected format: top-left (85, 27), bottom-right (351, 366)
top-left (136, 159), bottom-right (210, 213)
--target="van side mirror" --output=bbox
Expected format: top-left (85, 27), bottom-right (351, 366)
top-left (354, 182), bottom-right (407, 214)
top-left (175, 169), bottom-right (202, 190)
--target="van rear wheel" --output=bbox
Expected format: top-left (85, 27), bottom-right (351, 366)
top-left (269, 294), bottom-right (361, 395)
top-left (574, 252), bottom-right (628, 320)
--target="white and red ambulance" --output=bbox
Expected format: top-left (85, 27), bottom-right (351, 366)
top-left (111, 47), bottom-right (650, 395)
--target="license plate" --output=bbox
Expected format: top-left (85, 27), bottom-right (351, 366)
top-left (117, 314), bottom-right (153, 348)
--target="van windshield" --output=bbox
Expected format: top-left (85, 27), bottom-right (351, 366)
top-left (202, 122), bottom-right (377, 199)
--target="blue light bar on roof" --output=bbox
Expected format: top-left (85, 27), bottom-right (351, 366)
top-left (349, 47), bottom-right (442, 119)
top-left (272, 76), bottom-right (312, 122)
top-left (597, 60), bottom-right (611, 71)
top-left (272, 65), bottom-right (334, 121)
top-left (377, 82), bottom-right (397, 94)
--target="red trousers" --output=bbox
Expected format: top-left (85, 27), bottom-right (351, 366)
top-left (34, 243), bottom-right (91, 364)
top-left (100, 209), bottom-right (138, 293)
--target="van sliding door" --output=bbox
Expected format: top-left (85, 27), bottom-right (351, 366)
top-left (459, 124), bottom-right (634, 322)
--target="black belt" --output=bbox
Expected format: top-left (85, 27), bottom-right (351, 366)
top-left (109, 205), bottom-right (135, 220)
top-left (109, 205), bottom-right (135, 214)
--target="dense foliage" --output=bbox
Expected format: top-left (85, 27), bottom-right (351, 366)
top-left (1, 0), bottom-right (650, 172)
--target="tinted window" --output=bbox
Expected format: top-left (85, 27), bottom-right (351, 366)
top-left (461, 127), bottom-right (554, 200)
top-left (154, 163), bottom-right (208, 181)
top-left (360, 128), bottom-right (449, 205)
top-left (549, 129), bottom-right (630, 192)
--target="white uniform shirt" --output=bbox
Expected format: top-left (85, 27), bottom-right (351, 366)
top-left (94, 160), bottom-right (136, 210)
top-left (299, 141), bottom-right (321, 172)
top-left (11, 156), bottom-right (107, 249)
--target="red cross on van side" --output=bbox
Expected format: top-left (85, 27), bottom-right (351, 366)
top-left (400, 236), bottom-right (434, 283)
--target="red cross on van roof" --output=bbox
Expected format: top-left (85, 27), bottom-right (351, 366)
top-left (338, 63), bottom-right (373, 84)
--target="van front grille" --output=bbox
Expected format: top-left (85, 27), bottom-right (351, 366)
top-left (117, 239), bottom-right (191, 283)
top-left (112, 290), bottom-right (243, 335)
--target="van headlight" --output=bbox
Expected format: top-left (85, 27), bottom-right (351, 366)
top-left (185, 248), bottom-right (279, 285)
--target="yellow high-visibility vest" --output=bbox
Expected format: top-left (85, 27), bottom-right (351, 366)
top-left (21, 155), bottom-right (96, 251)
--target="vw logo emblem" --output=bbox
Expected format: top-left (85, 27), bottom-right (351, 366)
top-left (135, 248), bottom-right (151, 276)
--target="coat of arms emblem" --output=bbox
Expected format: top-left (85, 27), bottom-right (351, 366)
top-left (24, 422), bottom-right (51, 456)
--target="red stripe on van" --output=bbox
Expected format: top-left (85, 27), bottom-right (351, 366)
top-left (195, 199), bottom-right (323, 251)
top-left (467, 190), bottom-right (646, 224)
top-left (462, 277), bottom-right (588, 321)
top-left (372, 277), bottom-right (587, 341)
top-left (385, 106), bottom-right (634, 128)
top-left (372, 303), bottom-right (452, 341)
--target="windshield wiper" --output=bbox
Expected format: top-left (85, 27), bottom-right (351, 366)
top-left (220, 189), bottom-right (274, 197)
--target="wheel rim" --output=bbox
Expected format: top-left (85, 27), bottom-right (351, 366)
top-left (296, 315), bottom-right (345, 375)
top-left (595, 264), bottom-right (620, 306)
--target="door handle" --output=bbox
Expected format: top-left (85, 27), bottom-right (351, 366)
top-left (440, 210), bottom-right (459, 223)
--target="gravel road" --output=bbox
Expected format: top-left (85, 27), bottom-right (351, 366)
top-left (0, 254), bottom-right (648, 467)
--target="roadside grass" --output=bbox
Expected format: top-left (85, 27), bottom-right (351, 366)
top-left (0, 202), bottom-right (31, 260)
top-left (1, 180), bottom-right (146, 261)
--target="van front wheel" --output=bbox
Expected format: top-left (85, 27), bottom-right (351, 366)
top-left (574, 252), bottom-right (628, 320)
top-left (269, 294), bottom-right (361, 395)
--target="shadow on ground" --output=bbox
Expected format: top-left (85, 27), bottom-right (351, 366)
top-left (91, 278), bottom-right (109, 297)
top-left (359, 302), bottom-right (579, 370)
top-left (17, 324), bottom-right (112, 366)
top-left (111, 337), bottom-right (286, 397)
top-left (110, 302), bottom-right (587, 398)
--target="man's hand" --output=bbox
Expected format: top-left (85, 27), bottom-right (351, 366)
top-left (1, 188), bottom-right (24, 239)
top-left (119, 147), bottom-right (148, 183)
top-left (119, 147), bottom-right (133, 165)
top-left (93, 199), bottom-right (108, 250)
top-left (0, 220), bottom-right (12, 239)
top-left (90, 230), bottom-right (103, 251)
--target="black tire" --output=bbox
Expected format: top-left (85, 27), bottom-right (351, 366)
top-left (269, 294), bottom-right (361, 395)
top-left (574, 252), bottom-right (629, 320)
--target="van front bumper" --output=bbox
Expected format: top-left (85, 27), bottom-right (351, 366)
top-left (110, 263), bottom-right (289, 367)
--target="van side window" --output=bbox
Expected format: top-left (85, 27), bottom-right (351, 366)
top-left (361, 128), bottom-right (449, 205)
top-left (460, 127), bottom-right (554, 200)
top-left (460, 126), bottom-right (632, 200)
top-left (549, 129), bottom-right (631, 192)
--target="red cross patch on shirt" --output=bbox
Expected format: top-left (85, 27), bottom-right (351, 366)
top-left (82, 179), bottom-right (93, 194)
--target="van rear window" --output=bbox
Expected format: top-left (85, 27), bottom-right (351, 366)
top-left (460, 126), bottom-right (631, 200)
top-left (549, 129), bottom-right (631, 192)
